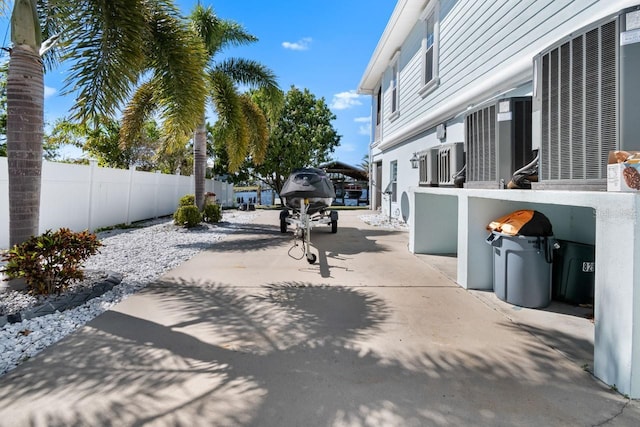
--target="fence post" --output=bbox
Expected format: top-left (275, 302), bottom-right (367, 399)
top-left (126, 165), bottom-right (136, 225)
top-left (175, 170), bottom-right (181, 210)
top-left (155, 170), bottom-right (161, 218)
top-left (87, 159), bottom-right (97, 231)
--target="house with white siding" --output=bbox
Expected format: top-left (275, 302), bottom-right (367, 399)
top-left (359, 0), bottom-right (640, 398)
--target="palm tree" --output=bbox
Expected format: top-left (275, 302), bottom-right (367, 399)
top-left (5, 0), bottom-right (207, 246)
top-left (122, 4), bottom-right (281, 210)
top-left (6, 0), bottom-right (44, 247)
top-left (190, 5), bottom-right (282, 209)
top-left (360, 154), bottom-right (370, 178)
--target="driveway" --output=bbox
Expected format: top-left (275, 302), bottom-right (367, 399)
top-left (0, 209), bottom-right (638, 426)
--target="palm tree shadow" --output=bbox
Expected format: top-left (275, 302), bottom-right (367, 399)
top-left (191, 222), bottom-right (291, 253)
top-left (0, 279), bottom-right (627, 426)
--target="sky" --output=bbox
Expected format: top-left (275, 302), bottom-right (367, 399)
top-left (0, 0), bottom-right (396, 167)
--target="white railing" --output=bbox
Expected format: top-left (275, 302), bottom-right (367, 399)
top-left (0, 157), bottom-right (234, 249)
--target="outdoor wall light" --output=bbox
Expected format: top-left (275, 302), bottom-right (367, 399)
top-left (410, 152), bottom-right (419, 169)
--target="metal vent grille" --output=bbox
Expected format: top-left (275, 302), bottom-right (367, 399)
top-left (466, 105), bottom-right (496, 182)
top-left (465, 98), bottom-right (533, 188)
top-left (419, 149), bottom-right (437, 186)
top-left (539, 19), bottom-right (618, 183)
top-left (437, 143), bottom-right (464, 186)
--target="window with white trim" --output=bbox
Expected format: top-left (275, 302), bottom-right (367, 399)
top-left (374, 84), bottom-right (382, 141)
top-left (420, 2), bottom-right (440, 95)
top-left (390, 60), bottom-right (399, 116)
top-left (376, 84), bottom-right (382, 126)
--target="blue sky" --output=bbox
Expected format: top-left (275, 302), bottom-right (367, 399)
top-left (0, 0), bottom-right (396, 167)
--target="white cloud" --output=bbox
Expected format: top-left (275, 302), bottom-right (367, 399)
top-left (354, 116), bottom-right (371, 135)
top-left (44, 86), bottom-right (57, 99)
top-left (330, 90), bottom-right (362, 110)
top-left (282, 37), bottom-right (312, 51)
top-left (339, 143), bottom-right (356, 152)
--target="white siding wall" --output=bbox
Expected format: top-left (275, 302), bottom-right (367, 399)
top-left (364, 0), bottom-right (640, 399)
top-left (378, 0), bottom-right (632, 150)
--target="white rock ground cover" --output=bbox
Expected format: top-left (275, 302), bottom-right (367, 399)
top-left (0, 211), bottom-right (256, 376)
top-left (0, 210), bottom-right (405, 377)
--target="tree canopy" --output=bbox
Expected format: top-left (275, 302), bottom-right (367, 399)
top-left (223, 86), bottom-right (341, 195)
top-left (120, 3), bottom-right (280, 209)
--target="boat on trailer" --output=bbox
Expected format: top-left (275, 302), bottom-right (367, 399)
top-left (279, 168), bottom-right (338, 264)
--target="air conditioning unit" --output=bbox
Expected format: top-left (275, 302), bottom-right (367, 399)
top-left (419, 148), bottom-right (438, 186)
top-left (465, 97), bottom-right (534, 188)
top-left (437, 142), bottom-right (464, 186)
top-left (532, 5), bottom-right (640, 190)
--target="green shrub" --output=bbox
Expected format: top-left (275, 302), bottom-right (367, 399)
top-left (202, 202), bottom-right (222, 223)
top-left (1, 229), bottom-right (102, 295)
top-left (173, 205), bottom-right (201, 227)
top-left (178, 194), bottom-right (195, 207)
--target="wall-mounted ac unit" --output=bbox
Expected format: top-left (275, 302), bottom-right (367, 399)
top-left (437, 142), bottom-right (464, 186)
top-left (419, 148), bottom-right (438, 186)
top-left (532, 6), bottom-right (640, 190)
top-left (465, 97), bottom-right (534, 188)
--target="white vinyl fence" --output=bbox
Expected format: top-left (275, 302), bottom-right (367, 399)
top-left (0, 157), bottom-right (234, 249)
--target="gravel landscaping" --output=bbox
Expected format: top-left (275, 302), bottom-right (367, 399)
top-left (0, 211), bottom-right (256, 377)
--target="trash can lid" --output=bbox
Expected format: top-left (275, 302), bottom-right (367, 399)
top-left (487, 209), bottom-right (553, 237)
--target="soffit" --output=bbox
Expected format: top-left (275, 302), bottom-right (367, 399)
top-left (358, 0), bottom-right (428, 94)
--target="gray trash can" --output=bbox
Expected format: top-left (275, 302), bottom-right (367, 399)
top-left (486, 232), bottom-right (553, 308)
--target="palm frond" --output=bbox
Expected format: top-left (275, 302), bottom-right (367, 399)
top-left (62, 0), bottom-right (148, 122)
top-left (158, 127), bottom-right (191, 157)
top-left (147, 5), bottom-right (208, 139)
top-left (249, 86), bottom-right (285, 126)
top-left (214, 58), bottom-right (279, 91)
top-left (216, 20), bottom-right (258, 48)
top-left (239, 94), bottom-right (268, 164)
top-left (209, 70), bottom-right (248, 171)
top-left (189, 4), bottom-right (223, 57)
top-left (36, 0), bottom-right (74, 71)
top-left (224, 116), bottom-right (249, 172)
top-left (190, 4), bottom-right (258, 57)
top-left (120, 81), bottom-right (157, 150)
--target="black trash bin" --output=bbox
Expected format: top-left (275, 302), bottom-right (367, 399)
top-left (552, 240), bottom-right (595, 305)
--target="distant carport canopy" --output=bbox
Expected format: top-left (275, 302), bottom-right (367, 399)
top-left (318, 161), bottom-right (368, 181)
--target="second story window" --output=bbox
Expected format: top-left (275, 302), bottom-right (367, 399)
top-left (425, 13), bottom-right (435, 83)
top-left (391, 61), bottom-right (399, 113)
top-left (390, 51), bottom-right (400, 120)
top-left (376, 84), bottom-right (382, 126)
top-left (420, 2), bottom-right (440, 96)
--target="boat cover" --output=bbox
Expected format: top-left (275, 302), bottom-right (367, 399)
top-left (280, 168), bottom-right (335, 212)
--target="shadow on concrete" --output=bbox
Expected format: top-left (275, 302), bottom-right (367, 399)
top-left (0, 279), bottom-right (628, 426)
top-left (541, 300), bottom-right (594, 320)
top-left (500, 320), bottom-right (594, 369)
top-left (187, 218), bottom-right (404, 263)
top-left (303, 226), bottom-right (404, 278)
top-left (184, 222), bottom-right (291, 253)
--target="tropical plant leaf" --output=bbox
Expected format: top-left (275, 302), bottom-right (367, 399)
top-left (62, 0), bottom-right (148, 121)
top-left (120, 81), bottom-right (157, 149)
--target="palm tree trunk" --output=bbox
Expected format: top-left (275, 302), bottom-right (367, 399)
top-left (6, 45), bottom-right (44, 247)
top-left (193, 115), bottom-right (207, 210)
